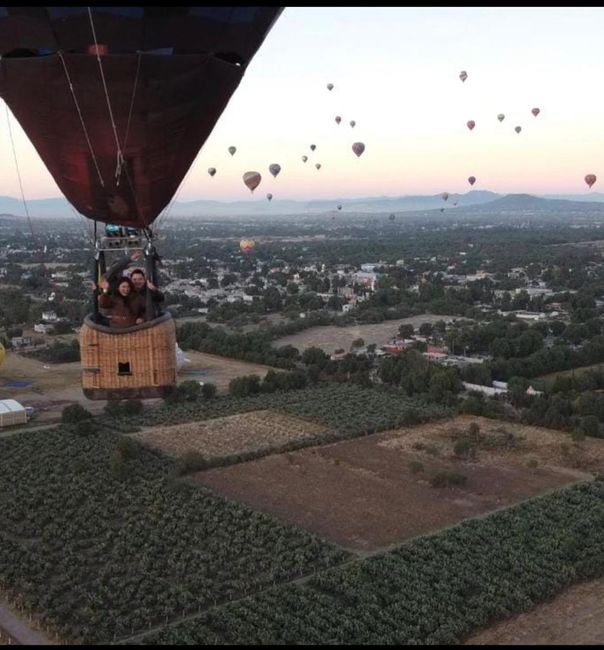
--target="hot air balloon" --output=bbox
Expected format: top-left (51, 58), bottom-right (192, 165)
top-left (440, 208), bottom-right (445, 213)
top-left (269, 163), bottom-right (281, 178)
top-left (266, 193), bottom-right (273, 201)
top-left (531, 107), bottom-right (540, 117)
top-left (240, 239), bottom-right (256, 254)
top-left (337, 204), bottom-right (342, 210)
top-left (515, 126), bottom-right (522, 134)
top-left (467, 120), bottom-right (475, 131)
top-left (0, 7), bottom-right (284, 399)
top-left (243, 171), bottom-right (262, 193)
top-left (468, 176), bottom-right (476, 186)
top-left (585, 174), bottom-right (597, 189)
top-left (459, 70), bottom-right (468, 82)
top-left (302, 155), bottom-right (308, 163)
top-left (228, 146), bottom-right (237, 156)
top-left (327, 83), bottom-right (334, 91)
top-left (310, 144), bottom-right (316, 151)
top-left (389, 213), bottom-right (395, 221)
top-left (497, 113), bottom-right (505, 122)
top-left (0, 341), bottom-right (4, 367)
top-left (352, 142), bottom-right (365, 157)
top-left (335, 115), bottom-right (341, 125)
top-left (208, 167), bottom-right (216, 177)
top-left (315, 163), bottom-right (322, 170)
top-left (453, 201), bottom-right (458, 206)
top-left (350, 120), bottom-right (356, 128)
top-left (441, 192), bottom-right (449, 201)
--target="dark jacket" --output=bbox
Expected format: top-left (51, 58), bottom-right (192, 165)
top-left (98, 291), bottom-right (146, 329)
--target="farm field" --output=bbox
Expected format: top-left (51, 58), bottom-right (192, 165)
top-left (465, 577), bottom-right (604, 645)
top-left (271, 313), bottom-right (456, 353)
top-left (537, 362), bottom-right (604, 387)
top-left (194, 415), bottom-right (604, 551)
top-left (134, 410), bottom-right (327, 461)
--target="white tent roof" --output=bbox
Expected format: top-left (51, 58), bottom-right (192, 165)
top-left (0, 399), bottom-right (25, 413)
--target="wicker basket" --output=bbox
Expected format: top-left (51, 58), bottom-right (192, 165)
top-left (79, 312), bottom-right (177, 400)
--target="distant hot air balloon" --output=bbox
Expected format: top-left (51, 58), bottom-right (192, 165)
top-left (497, 113), bottom-right (505, 122)
top-left (337, 204), bottom-right (342, 210)
top-left (531, 107), bottom-right (540, 117)
top-left (315, 163), bottom-right (322, 170)
top-left (310, 144), bottom-right (316, 151)
top-left (327, 83), bottom-right (334, 91)
top-left (389, 213), bottom-right (395, 221)
top-left (585, 174), bottom-right (597, 189)
top-left (441, 192), bottom-right (449, 201)
top-left (352, 142), bottom-right (365, 157)
top-left (466, 120), bottom-right (475, 131)
top-left (208, 167), bottom-right (216, 177)
top-left (269, 163), bottom-right (281, 178)
top-left (440, 208), bottom-right (445, 213)
top-left (243, 171), bottom-right (261, 193)
top-left (468, 176), bottom-right (476, 186)
top-left (453, 201), bottom-right (458, 206)
top-left (228, 146), bottom-right (237, 156)
top-left (459, 70), bottom-right (468, 83)
top-left (302, 155), bottom-right (308, 163)
top-left (240, 239), bottom-right (256, 254)
top-left (266, 193), bottom-right (273, 201)
top-left (515, 126), bottom-right (522, 134)
top-left (335, 115), bottom-right (341, 125)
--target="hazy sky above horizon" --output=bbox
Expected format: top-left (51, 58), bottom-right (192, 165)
top-left (2, 6), bottom-right (604, 206)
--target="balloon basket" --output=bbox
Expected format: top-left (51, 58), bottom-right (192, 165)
top-left (80, 312), bottom-right (177, 400)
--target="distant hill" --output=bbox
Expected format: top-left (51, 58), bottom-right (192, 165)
top-left (1, 190), bottom-right (604, 219)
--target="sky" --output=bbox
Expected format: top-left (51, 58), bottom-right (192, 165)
top-left (2, 6), bottom-right (604, 204)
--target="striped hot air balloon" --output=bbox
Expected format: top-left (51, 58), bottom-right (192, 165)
top-left (240, 239), bottom-right (256, 254)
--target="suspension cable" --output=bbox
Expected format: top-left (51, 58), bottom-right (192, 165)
top-left (5, 104), bottom-right (34, 238)
top-left (87, 6), bottom-right (124, 183)
top-left (122, 52), bottom-right (141, 159)
top-left (58, 50), bottom-right (105, 188)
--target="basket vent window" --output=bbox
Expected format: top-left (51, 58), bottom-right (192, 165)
top-left (118, 361), bottom-right (131, 375)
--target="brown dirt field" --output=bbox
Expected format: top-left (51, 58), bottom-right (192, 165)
top-left (193, 416), bottom-right (597, 552)
top-left (134, 410), bottom-right (326, 460)
top-left (465, 577), bottom-right (604, 645)
top-left (271, 313), bottom-right (456, 353)
top-left (177, 351), bottom-right (278, 394)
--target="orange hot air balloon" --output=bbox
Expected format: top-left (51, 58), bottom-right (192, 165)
top-left (585, 174), bottom-right (597, 189)
top-left (208, 167), bottom-right (216, 177)
top-left (466, 120), bottom-right (475, 131)
top-left (243, 171), bottom-right (261, 193)
top-left (531, 107), bottom-right (540, 117)
top-left (515, 126), bottom-right (522, 134)
top-left (352, 142), bottom-right (365, 157)
top-left (240, 239), bottom-right (256, 254)
top-left (468, 176), bottom-right (476, 186)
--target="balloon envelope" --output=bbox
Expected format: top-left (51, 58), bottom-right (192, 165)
top-left (266, 193), bottom-right (273, 201)
top-left (310, 144), bottom-right (316, 151)
top-left (389, 213), bottom-right (395, 221)
top-left (301, 155), bottom-right (308, 162)
top-left (327, 83), bottom-right (334, 91)
top-left (208, 167), bottom-right (216, 177)
top-left (441, 192), bottom-right (449, 201)
top-left (459, 70), bottom-right (468, 82)
top-left (0, 7), bottom-right (283, 229)
top-left (466, 120), bottom-right (475, 131)
top-left (335, 115), bottom-right (341, 124)
top-left (497, 113), bottom-right (505, 122)
top-left (468, 176), bottom-right (476, 186)
top-left (240, 239), bottom-right (255, 253)
top-left (337, 204), bottom-right (342, 210)
top-left (228, 146), bottom-right (237, 156)
top-left (269, 163), bottom-right (281, 178)
top-left (352, 142), bottom-right (365, 157)
top-left (315, 163), bottom-right (321, 170)
top-left (585, 174), bottom-right (597, 188)
top-left (243, 171), bottom-right (261, 193)
top-left (531, 107), bottom-right (540, 117)
top-left (350, 120), bottom-right (356, 128)
top-left (515, 126), bottom-right (522, 133)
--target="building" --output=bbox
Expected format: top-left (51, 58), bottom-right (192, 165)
top-left (0, 399), bottom-right (27, 428)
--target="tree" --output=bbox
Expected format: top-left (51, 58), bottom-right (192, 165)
top-left (351, 337), bottom-right (365, 350)
top-left (201, 383), bottom-right (217, 399)
top-left (399, 323), bottom-right (414, 339)
top-left (419, 322), bottom-right (433, 337)
top-left (62, 403), bottom-right (92, 424)
top-left (301, 346), bottom-right (329, 369)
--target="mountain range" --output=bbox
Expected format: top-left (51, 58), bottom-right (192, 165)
top-left (1, 190), bottom-right (604, 218)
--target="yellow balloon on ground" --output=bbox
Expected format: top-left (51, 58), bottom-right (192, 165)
top-left (0, 342), bottom-right (5, 366)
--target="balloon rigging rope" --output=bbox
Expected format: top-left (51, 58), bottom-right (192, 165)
top-left (5, 104), bottom-right (34, 238)
top-left (58, 51), bottom-right (105, 189)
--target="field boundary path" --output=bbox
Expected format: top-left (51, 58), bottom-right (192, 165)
top-left (0, 601), bottom-right (55, 645)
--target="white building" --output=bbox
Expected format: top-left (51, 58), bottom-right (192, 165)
top-left (0, 399), bottom-right (27, 428)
